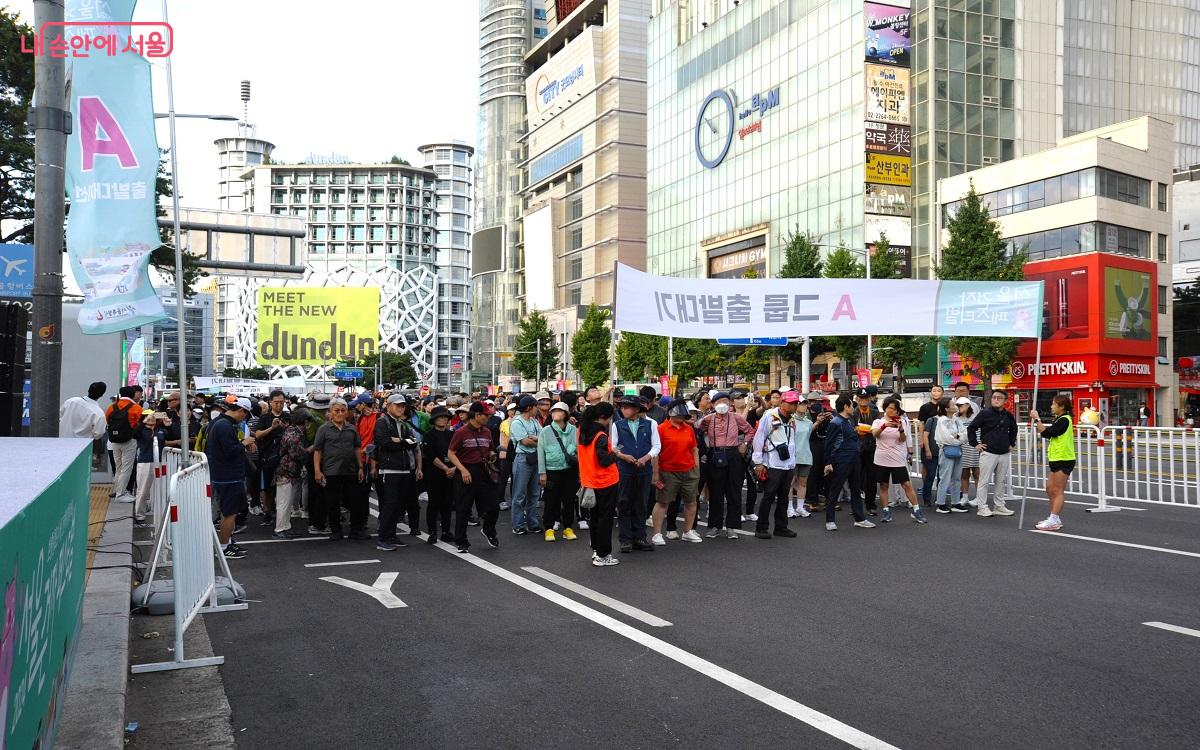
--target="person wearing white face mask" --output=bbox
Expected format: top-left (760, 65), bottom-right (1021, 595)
top-left (696, 392), bottom-right (754, 538)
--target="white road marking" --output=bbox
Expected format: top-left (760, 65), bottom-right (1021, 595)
top-left (1143, 621), bottom-right (1200, 639)
top-left (1031, 530), bottom-right (1200, 558)
top-left (319, 572), bottom-right (407, 609)
top-left (304, 559), bottom-right (381, 568)
top-left (521, 566), bottom-right (673, 627)
top-left (235, 536), bottom-right (328, 545)
top-left (449, 549), bottom-right (900, 749)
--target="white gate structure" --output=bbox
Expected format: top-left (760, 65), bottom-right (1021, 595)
top-left (133, 460), bottom-right (248, 673)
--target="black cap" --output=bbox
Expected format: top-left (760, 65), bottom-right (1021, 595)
top-left (468, 402), bottom-right (488, 416)
top-left (429, 405), bottom-right (451, 421)
top-left (855, 387), bottom-right (872, 398)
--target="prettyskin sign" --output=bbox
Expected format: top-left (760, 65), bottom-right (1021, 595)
top-left (255, 288), bottom-right (380, 365)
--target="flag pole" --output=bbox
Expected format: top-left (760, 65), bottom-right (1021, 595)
top-left (1018, 312), bottom-right (1044, 531)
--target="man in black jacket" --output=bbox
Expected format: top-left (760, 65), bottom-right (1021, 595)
top-left (373, 394), bottom-right (423, 550)
top-left (967, 389), bottom-right (1018, 518)
top-left (851, 388), bottom-right (881, 513)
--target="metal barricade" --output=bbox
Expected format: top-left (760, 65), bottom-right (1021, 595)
top-left (134, 460), bottom-right (247, 673)
top-left (1011, 423), bottom-right (1104, 499)
top-left (1098, 426), bottom-right (1200, 508)
top-left (147, 448), bottom-right (205, 568)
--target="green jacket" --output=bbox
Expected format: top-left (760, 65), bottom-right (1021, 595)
top-left (537, 422), bottom-right (577, 474)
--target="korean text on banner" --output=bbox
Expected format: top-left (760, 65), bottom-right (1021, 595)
top-left (256, 288), bottom-right (380, 366)
top-left (612, 263), bottom-right (1042, 340)
top-left (65, 0), bottom-right (167, 334)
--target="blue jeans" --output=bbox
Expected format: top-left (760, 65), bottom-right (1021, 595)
top-left (510, 455), bottom-right (541, 531)
top-left (935, 452), bottom-right (962, 507)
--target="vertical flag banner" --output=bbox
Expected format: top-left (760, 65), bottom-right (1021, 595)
top-left (65, 0), bottom-right (167, 334)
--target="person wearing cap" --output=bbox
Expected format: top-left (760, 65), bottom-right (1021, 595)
top-left (314, 398), bottom-right (367, 541)
top-left (650, 401), bottom-right (702, 545)
top-left (932, 399), bottom-right (968, 513)
top-left (537, 401), bottom-right (579, 541)
top-left (852, 387), bottom-right (883, 515)
top-left (159, 391), bottom-right (183, 448)
top-left (373, 394), bottom-right (424, 551)
top-left (966, 389), bottom-right (1018, 518)
top-left (640, 385), bottom-right (667, 423)
top-left (206, 397), bottom-right (258, 559)
top-left (696, 391), bottom-right (754, 538)
top-left (954, 389), bottom-right (982, 508)
top-left (350, 393), bottom-right (384, 532)
top-left (871, 397), bottom-right (928, 525)
top-left (611, 395), bottom-right (660, 553)
top-left (821, 394), bottom-right (874, 531)
top-left (802, 392), bottom-right (834, 511)
top-left (132, 411), bottom-right (168, 525)
top-left (786, 393), bottom-right (816, 520)
top-left (271, 410), bottom-right (310, 538)
top-left (422, 405), bottom-right (457, 543)
top-left (253, 390), bottom-right (290, 527)
top-left (578, 402), bottom-right (621, 566)
top-left (303, 394), bottom-right (332, 534)
top-left (509, 395), bottom-right (545, 535)
top-left (750, 391), bottom-right (800, 539)
top-left (533, 391), bottom-right (553, 427)
top-left (447, 401), bottom-right (502, 552)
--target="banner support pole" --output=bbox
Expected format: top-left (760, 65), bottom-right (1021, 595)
top-left (1018, 321), bottom-right (1044, 531)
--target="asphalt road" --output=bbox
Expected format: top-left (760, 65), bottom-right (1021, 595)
top-left (204, 486), bottom-right (1200, 750)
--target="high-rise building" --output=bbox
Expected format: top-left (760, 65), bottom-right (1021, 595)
top-left (473, 0), bottom-right (533, 375)
top-left (214, 131), bottom-right (274, 212)
top-left (645, 0), bottom-right (1200, 282)
top-left (139, 286), bottom-right (215, 380)
top-left (419, 142), bottom-right (476, 389)
top-left (521, 0), bottom-right (649, 381)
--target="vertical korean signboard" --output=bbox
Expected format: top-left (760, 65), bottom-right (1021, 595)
top-left (65, 0), bottom-right (167, 334)
top-left (864, 2), bottom-right (912, 275)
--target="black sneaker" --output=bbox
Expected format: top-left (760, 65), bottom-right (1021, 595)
top-left (631, 539), bottom-right (655, 552)
top-left (512, 527), bottom-right (527, 536)
top-left (456, 543), bottom-right (469, 553)
top-left (481, 529), bottom-right (499, 549)
top-left (260, 514), bottom-right (275, 526)
top-left (935, 505), bottom-right (952, 514)
top-left (328, 532), bottom-right (344, 541)
top-left (620, 542), bottom-right (633, 553)
top-left (951, 503), bottom-right (970, 513)
top-left (755, 531), bottom-right (772, 539)
top-left (425, 533), bottom-right (438, 545)
top-left (467, 516), bottom-right (480, 526)
top-left (865, 509), bottom-right (878, 517)
top-left (272, 530), bottom-right (293, 540)
top-left (774, 528), bottom-right (798, 538)
top-left (222, 545), bottom-right (246, 559)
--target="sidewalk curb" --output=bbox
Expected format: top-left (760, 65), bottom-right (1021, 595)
top-left (57, 499), bottom-right (133, 750)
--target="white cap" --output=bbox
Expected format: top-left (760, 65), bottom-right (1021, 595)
top-left (954, 396), bottom-right (972, 405)
top-left (233, 397), bottom-right (253, 411)
top-left (550, 401), bottom-right (570, 414)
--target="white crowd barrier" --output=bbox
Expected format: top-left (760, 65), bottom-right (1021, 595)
top-left (133, 459), bottom-right (247, 673)
top-left (145, 448), bottom-right (205, 569)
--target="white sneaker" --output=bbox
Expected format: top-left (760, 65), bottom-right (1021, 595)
top-left (592, 552), bottom-right (605, 567)
top-left (418, 492), bottom-right (429, 502)
top-left (114, 493), bottom-right (135, 503)
top-left (977, 506), bottom-right (994, 517)
top-left (825, 522), bottom-right (838, 531)
top-left (1035, 517), bottom-right (1063, 531)
top-left (601, 554), bottom-right (620, 566)
top-left (579, 520), bottom-right (589, 530)
top-left (499, 501), bottom-right (510, 510)
top-left (249, 506), bottom-right (264, 516)
top-left (740, 514), bottom-right (749, 522)
top-left (681, 529), bottom-right (703, 543)
top-left (666, 530), bottom-right (680, 540)
top-left (786, 507), bottom-right (798, 518)
top-left (992, 505), bottom-right (1015, 517)
top-left (645, 517), bottom-right (653, 527)
top-left (299, 510), bottom-right (308, 519)
top-left (651, 533), bottom-right (666, 546)
top-left (747, 513), bottom-right (759, 522)
top-left (853, 519), bottom-right (876, 528)
top-left (797, 507), bottom-right (811, 518)
top-left (967, 496), bottom-right (980, 507)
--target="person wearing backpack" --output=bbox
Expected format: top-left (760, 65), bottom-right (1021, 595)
top-left (105, 385), bottom-right (144, 503)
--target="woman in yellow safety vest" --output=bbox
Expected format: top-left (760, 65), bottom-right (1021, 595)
top-left (1030, 394), bottom-right (1075, 531)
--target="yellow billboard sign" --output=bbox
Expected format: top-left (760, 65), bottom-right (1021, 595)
top-left (256, 287), bottom-right (379, 365)
top-left (865, 153), bottom-right (911, 186)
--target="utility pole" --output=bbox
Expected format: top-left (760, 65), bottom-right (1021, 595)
top-left (801, 336), bottom-right (811, 393)
top-left (865, 244), bottom-right (873, 367)
top-left (29, 2), bottom-right (68, 437)
top-left (667, 336), bottom-right (674, 378)
top-left (535, 337), bottom-right (541, 393)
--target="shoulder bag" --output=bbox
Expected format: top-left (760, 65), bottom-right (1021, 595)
top-left (550, 426), bottom-right (578, 469)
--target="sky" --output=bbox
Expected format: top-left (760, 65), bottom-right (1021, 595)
top-left (12, 0), bottom-right (480, 210)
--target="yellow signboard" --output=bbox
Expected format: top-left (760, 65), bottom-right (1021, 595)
top-left (256, 287), bottom-right (379, 365)
top-left (865, 153), bottom-right (911, 186)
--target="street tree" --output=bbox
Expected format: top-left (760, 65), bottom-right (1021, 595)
top-left (223, 366), bottom-right (270, 380)
top-left (512, 310), bottom-right (560, 383)
top-left (821, 242), bottom-right (866, 369)
top-left (776, 228), bottom-right (832, 369)
top-left (615, 332), bottom-right (666, 381)
top-left (0, 9), bottom-right (34, 244)
top-left (346, 351), bottom-right (418, 390)
top-left (870, 233), bottom-right (933, 389)
top-left (937, 183), bottom-right (1027, 380)
top-left (731, 346), bottom-right (770, 381)
top-left (572, 303), bottom-right (611, 387)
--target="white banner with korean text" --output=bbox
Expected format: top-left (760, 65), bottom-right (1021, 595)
top-left (613, 263), bottom-right (1043, 339)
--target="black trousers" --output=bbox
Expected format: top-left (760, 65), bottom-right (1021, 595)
top-left (454, 465), bottom-right (499, 548)
top-left (705, 451), bottom-right (745, 530)
top-left (825, 460), bottom-right (866, 523)
top-left (324, 474), bottom-right (366, 534)
top-left (859, 450), bottom-right (878, 510)
top-left (589, 484), bottom-right (618, 557)
top-left (542, 467), bottom-right (579, 529)
top-left (306, 455), bottom-right (326, 528)
top-left (425, 475), bottom-right (453, 537)
top-left (742, 460), bottom-right (759, 514)
top-left (378, 472), bottom-right (416, 543)
top-left (756, 467), bottom-right (794, 533)
top-left (806, 440), bottom-right (826, 503)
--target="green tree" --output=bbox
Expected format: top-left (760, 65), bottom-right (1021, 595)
top-left (673, 337), bottom-right (725, 384)
top-left (512, 310), bottom-right (560, 383)
top-left (937, 183), bottom-right (1027, 380)
top-left (0, 9), bottom-right (34, 243)
top-left (615, 332), bottom-right (666, 381)
top-left (345, 351), bottom-right (418, 389)
top-left (150, 150), bottom-right (207, 297)
top-left (778, 228), bottom-right (824, 279)
top-left (223, 366), bottom-right (270, 379)
top-left (821, 242), bottom-right (866, 368)
top-left (571, 303), bottom-right (611, 387)
top-left (870, 232), bottom-right (933, 388)
top-left (731, 346), bottom-right (770, 381)
top-left (389, 155), bottom-right (410, 165)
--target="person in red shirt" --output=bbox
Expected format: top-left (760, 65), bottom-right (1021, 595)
top-left (447, 402), bottom-right (501, 552)
top-left (650, 401), bottom-right (702, 545)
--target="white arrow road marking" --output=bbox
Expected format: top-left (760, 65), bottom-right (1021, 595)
top-left (319, 572), bottom-right (407, 608)
top-left (1143, 621), bottom-right (1200, 639)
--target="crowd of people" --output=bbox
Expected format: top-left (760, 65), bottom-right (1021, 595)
top-left (59, 378), bottom-right (1078, 565)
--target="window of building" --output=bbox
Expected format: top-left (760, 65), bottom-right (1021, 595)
top-left (370, 189), bottom-right (384, 204)
top-left (350, 189), bottom-right (365, 204)
top-left (1159, 336), bottom-right (1169, 358)
top-left (330, 206), bottom-right (345, 221)
top-left (351, 174), bottom-right (366, 185)
top-left (350, 243), bottom-right (365, 254)
top-left (568, 257), bottom-right (583, 280)
top-left (1158, 285), bottom-right (1168, 314)
top-left (272, 189), bottom-right (285, 204)
top-left (310, 189), bottom-right (325, 203)
top-left (1159, 183), bottom-right (1168, 211)
top-left (568, 227), bottom-right (583, 251)
top-left (330, 189), bottom-right (345, 203)
top-left (534, 27), bottom-right (548, 38)
top-left (370, 226), bottom-right (385, 241)
top-left (568, 286), bottom-right (582, 305)
top-left (311, 226), bottom-right (327, 241)
top-left (351, 226), bottom-right (365, 241)
top-left (1158, 233), bottom-right (1168, 262)
top-left (568, 197), bottom-right (583, 221)
top-left (331, 226), bottom-right (347, 241)
top-left (310, 207), bottom-right (327, 221)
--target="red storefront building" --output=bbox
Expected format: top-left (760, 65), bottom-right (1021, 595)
top-left (1000, 252), bottom-right (1161, 425)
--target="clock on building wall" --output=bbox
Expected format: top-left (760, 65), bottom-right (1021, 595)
top-left (694, 89), bottom-right (735, 169)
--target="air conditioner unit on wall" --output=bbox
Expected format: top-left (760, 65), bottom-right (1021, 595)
top-left (982, 156), bottom-right (998, 164)
top-left (982, 95), bottom-right (999, 104)
top-left (981, 34), bottom-right (998, 44)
